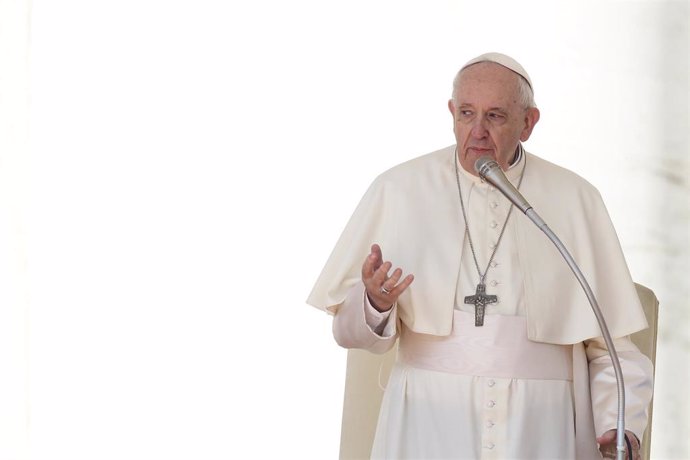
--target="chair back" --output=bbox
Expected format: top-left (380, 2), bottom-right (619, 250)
top-left (630, 283), bottom-right (659, 460)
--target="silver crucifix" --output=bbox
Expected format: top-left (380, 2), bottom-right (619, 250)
top-left (464, 283), bottom-right (498, 326)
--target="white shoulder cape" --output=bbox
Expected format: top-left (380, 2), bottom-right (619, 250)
top-left (307, 145), bottom-right (648, 344)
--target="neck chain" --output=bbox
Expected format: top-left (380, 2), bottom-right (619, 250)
top-left (453, 146), bottom-right (527, 326)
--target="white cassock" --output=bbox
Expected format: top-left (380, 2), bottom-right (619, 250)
top-left (309, 146), bottom-right (654, 459)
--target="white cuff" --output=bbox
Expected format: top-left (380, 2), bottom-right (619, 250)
top-left (586, 337), bottom-right (654, 440)
top-left (364, 294), bottom-right (396, 338)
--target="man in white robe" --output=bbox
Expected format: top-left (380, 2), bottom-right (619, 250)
top-left (308, 53), bottom-right (654, 459)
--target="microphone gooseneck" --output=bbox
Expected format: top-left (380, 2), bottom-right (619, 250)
top-left (474, 156), bottom-right (531, 213)
top-left (473, 154), bottom-right (628, 460)
top-left (474, 156), bottom-right (545, 227)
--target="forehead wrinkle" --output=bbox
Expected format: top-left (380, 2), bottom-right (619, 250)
top-left (457, 101), bottom-right (511, 113)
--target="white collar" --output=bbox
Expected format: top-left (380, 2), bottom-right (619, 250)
top-left (456, 144), bottom-right (525, 186)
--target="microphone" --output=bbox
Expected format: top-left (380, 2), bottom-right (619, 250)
top-left (474, 155), bottom-right (628, 459)
top-left (474, 156), bottom-right (546, 229)
top-left (474, 156), bottom-right (531, 213)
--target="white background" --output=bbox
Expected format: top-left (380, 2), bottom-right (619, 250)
top-left (1, 0), bottom-right (687, 458)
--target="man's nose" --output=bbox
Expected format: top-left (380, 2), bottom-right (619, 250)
top-left (470, 117), bottom-right (489, 138)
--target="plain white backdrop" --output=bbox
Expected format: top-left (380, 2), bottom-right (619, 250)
top-left (0, 0), bottom-right (685, 458)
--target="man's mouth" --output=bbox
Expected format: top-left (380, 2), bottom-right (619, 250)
top-left (468, 147), bottom-right (493, 155)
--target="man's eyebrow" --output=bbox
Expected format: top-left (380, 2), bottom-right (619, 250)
top-left (459, 103), bottom-right (508, 114)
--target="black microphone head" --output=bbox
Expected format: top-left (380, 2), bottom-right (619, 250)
top-left (474, 156), bottom-right (500, 179)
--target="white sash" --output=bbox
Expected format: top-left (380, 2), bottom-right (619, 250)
top-left (399, 310), bottom-right (573, 380)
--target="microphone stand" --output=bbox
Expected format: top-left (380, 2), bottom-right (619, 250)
top-left (477, 157), bottom-right (627, 460)
top-left (524, 209), bottom-right (626, 460)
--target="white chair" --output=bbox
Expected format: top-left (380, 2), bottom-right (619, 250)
top-left (630, 283), bottom-right (659, 460)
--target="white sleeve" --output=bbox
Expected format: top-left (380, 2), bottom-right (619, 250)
top-left (332, 281), bottom-right (398, 354)
top-left (585, 336), bottom-right (654, 440)
top-left (363, 292), bottom-right (397, 337)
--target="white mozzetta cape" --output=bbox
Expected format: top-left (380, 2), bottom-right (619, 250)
top-left (308, 145), bottom-right (648, 344)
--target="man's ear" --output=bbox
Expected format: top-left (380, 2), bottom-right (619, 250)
top-left (520, 107), bottom-right (540, 142)
top-left (448, 99), bottom-right (456, 117)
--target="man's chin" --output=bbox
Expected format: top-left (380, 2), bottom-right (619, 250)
top-left (461, 150), bottom-right (496, 172)
top-left (467, 149), bottom-right (495, 160)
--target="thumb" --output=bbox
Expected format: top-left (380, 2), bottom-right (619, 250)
top-left (597, 429), bottom-right (616, 445)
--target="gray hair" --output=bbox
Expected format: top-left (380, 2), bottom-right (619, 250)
top-left (451, 65), bottom-right (537, 109)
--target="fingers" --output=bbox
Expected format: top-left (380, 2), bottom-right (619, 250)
top-left (361, 244), bottom-right (414, 311)
top-left (381, 267), bottom-right (403, 292)
top-left (362, 244), bottom-right (384, 279)
top-left (367, 271), bottom-right (414, 312)
top-left (597, 430), bottom-right (640, 460)
top-left (597, 429), bottom-right (618, 459)
top-left (384, 273), bottom-right (415, 298)
top-left (625, 431), bottom-right (641, 460)
top-left (371, 243), bottom-right (383, 262)
top-left (372, 261), bottom-right (393, 287)
top-left (596, 429), bottom-right (616, 445)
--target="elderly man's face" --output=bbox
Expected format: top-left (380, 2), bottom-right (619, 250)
top-left (448, 62), bottom-right (540, 175)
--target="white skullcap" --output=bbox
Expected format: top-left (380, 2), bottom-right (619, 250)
top-left (461, 52), bottom-right (533, 89)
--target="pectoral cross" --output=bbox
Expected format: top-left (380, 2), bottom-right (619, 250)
top-left (464, 283), bottom-right (497, 326)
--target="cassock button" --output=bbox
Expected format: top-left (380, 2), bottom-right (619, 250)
top-left (490, 261), bottom-right (498, 268)
top-left (491, 201), bottom-right (499, 208)
top-left (487, 400), bottom-right (496, 408)
top-left (485, 442), bottom-right (495, 450)
top-left (486, 420), bottom-right (495, 428)
top-left (490, 221), bottom-right (498, 229)
top-left (490, 243), bottom-right (497, 250)
top-left (490, 280), bottom-right (499, 287)
top-left (487, 379), bottom-right (496, 387)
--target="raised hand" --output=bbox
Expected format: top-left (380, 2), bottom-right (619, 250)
top-left (361, 244), bottom-right (414, 312)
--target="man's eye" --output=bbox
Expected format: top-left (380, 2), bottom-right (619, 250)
top-left (488, 113), bottom-right (504, 119)
top-left (460, 110), bottom-right (473, 116)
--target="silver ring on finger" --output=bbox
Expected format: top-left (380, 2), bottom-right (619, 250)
top-left (380, 286), bottom-right (391, 295)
